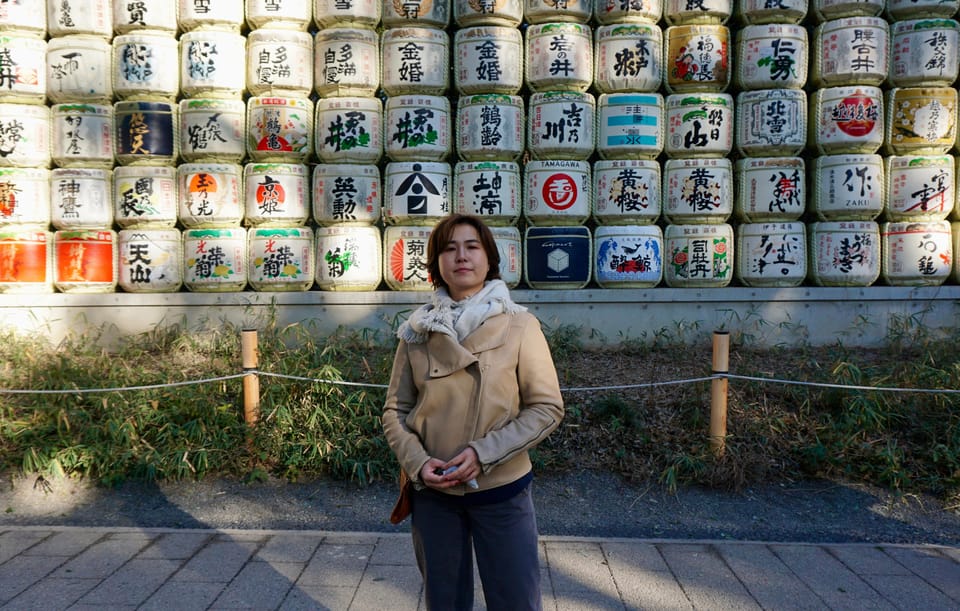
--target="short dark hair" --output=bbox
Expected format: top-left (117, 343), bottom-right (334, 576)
top-left (426, 214), bottom-right (502, 290)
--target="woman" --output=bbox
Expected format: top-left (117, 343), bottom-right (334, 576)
top-left (382, 213), bottom-right (564, 611)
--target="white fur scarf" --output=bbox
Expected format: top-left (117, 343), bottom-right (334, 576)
top-left (397, 280), bottom-right (527, 344)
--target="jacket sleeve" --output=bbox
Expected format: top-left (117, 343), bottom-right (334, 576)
top-left (469, 316), bottom-right (564, 471)
top-left (381, 340), bottom-right (431, 484)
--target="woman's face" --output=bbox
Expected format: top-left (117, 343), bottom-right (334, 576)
top-left (438, 223), bottom-right (490, 301)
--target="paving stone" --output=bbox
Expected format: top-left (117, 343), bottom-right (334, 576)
top-left (862, 573), bottom-right (958, 609)
top-left (139, 580), bottom-right (225, 611)
top-left (659, 543), bottom-right (761, 610)
top-left (1, 577), bottom-right (96, 611)
top-left (350, 563), bottom-right (421, 610)
top-left (544, 541), bottom-right (619, 600)
top-left (882, 545), bottom-right (960, 602)
top-left (75, 558), bottom-right (181, 607)
top-left (0, 531), bottom-right (50, 565)
top-left (170, 538), bottom-right (260, 583)
top-left (210, 560), bottom-right (303, 609)
top-left (255, 534), bottom-right (323, 564)
top-left (20, 530), bottom-right (104, 557)
top-left (718, 544), bottom-right (823, 610)
top-left (51, 536), bottom-right (150, 580)
top-left (139, 532), bottom-right (212, 560)
top-left (0, 555), bottom-right (78, 604)
top-left (827, 545), bottom-right (913, 576)
top-left (298, 544), bottom-right (374, 587)
top-left (369, 535), bottom-right (415, 566)
top-left (279, 585), bottom-right (356, 610)
top-left (553, 588), bottom-right (626, 611)
top-left (771, 544), bottom-right (896, 610)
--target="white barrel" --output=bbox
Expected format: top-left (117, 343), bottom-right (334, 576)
top-left (735, 221), bottom-right (806, 287)
top-left (314, 96), bottom-right (383, 164)
top-left (314, 28), bottom-right (380, 98)
top-left (183, 227), bottom-right (247, 292)
top-left (114, 100), bottom-right (179, 166)
top-left (246, 0), bottom-right (312, 30)
top-left (952, 222), bottom-right (960, 283)
top-left (177, 162), bottom-right (243, 228)
top-left (0, 103), bottom-right (50, 168)
top-left (663, 223), bottom-right (734, 287)
top-left (46, 35), bottom-right (113, 104)
top-left (179, 98), bottom-right (246, 163)
top-left (663, 25), bottom-right (731, 93)
top-left (314, 0), bottom-right (381, 28)
top-left (881, 220), bottom-right (952, 286)
top-left (663, 0), bottom-right (731, 24)
top-left (524, 0), bottom-right (592, 23)
top-left (456, 94), bottom-right (524, 162)
top-left (454, 0), bottom-right (523, 27)
top-left (885, 155), bottom-right (954, 221)
top-left (179, 29), bottom-right (247, 99)
top-left (117, 228), bottom-right (182, 293)
top-left (179, 0), bottom-right (245, 31)
top-left (453, 160), bottom-right (522, 225)
top-left (243, 163), bottom-right (309, 227)
top-left (0, 167), bottom-right (50, 227)
top-left (597, 93), bottom-right (664, 160)
top-left (246, 96), bottom-right (313, 163)
top-left (889, 20), bottom-right (960, 88)
top-left (53, 229), bottom-right (117, 293)
top-left (528, 91), bottom-right (595, 161)
top-left (736, 0), bottom-right (806, 24)
top-left (810, 86), bottom-right (884, 155)
top-left (113, 0), bottom-right (178, 34)
top-left (812, 18), bottom-right (889, 88)
top-left (315, 225), bottom-right (383, 291)
top-left (664, 93), bottom-right (731, 159)
top-left (735, 89), bottom-right (807, 158)
top-left (663, 157), bottom-right (733, 224)
top-left (245, 29), bottom-right (313, 97)
top-left (524, 225), bottom-right (592, 289)
top-left (525, 23), bottom-right (593, 93)
top-left (380, 27), bottom-right (449, 97)
top-left (248, 226), bottom-right (315, 291)
top-left (51, 103), bottom-right (113, 169)
top-left (812, 0), bottom-right (883, 21)
top-left (808, 220), bottom-right (881, 286)
top-left (383, 161), bottom-right (451, 225)
top-left (384, 94), bottom-right (452, 162)
top-left (491, 225), bottom-right (521, 287)
top-left (112, 32), bottom-right (180, 101)
top-left (734, 157), bottom-right (806, 222)
top-left (524, 159), bottom-right (591, 226)
top-left (113, 165), bottom-right (178, 228)
top-left (312, 163), bottom-right (381, 225)
top-left (594, 0), bottom-right (662, 24)
top-left (735, 24), bottom-right (807, 91)
top-left (383, 225), bottom-right (434, 291)
top-left (885, 87), bottom-right (958, 156)
top-left (888, 0), bottom-right (959, 20)
top-left (0, 229), bottom-right (53, 294)
top-left (0, 34), bottom-right (46, 104)
top-left (50, 168), bottom-right (112, 230)
top-left (594, 224), bottom-right (663, 288)
top-left (812, 154), bottom-right (884, 221)
top-left (454, 26), bottom-right (523, 95)
top-left (593, 159), bottom-right (661, 225)
top-left (0, 0), bottom-right (45, 36)
top-left (594, 24), bottom-right (663, 93)
top-left (381, 0), bottom-right (450, 27)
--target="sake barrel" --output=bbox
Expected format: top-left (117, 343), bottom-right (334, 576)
top-left (735, 221), bottom-right (806, 287)
top-left (0, 34), bottom-right (46, 104)
top-left (885, 155), bottom-right (954, 221)
top-left (454, 0), bottom-right (523, 27)
top-left (177, 162), bottom-right (243, 228)
top-left (246, 0), bottom-right (312, 30)
top-left (383, 225), bottom-right (434, 291)
top-left (594, 0), bottom-right (662, 24)
top-left (384, 94), bottom-right (452, 162)
top-left (246, 96), bottom-right (313, 163)
top-left (51, 103), bottom-right (114, 169)
top-left (662, 157), bottom-right (733, 224)
top-left (812, 18), bottom-right (889, 88)
top-left (524, 225), bottom-right (592, 289)
top-left (735, 24), bottom-right (807, 91)
top-left (179, 29), bottom-right (247, 99)
top-left (179, 0), bottom-right (245, 31)
top-left (807, 220), bottom-right (881, 286)
top-left (594, 24), bottom-right (663, 93)
top-left (881, 220), bottom-right (952, 286)
top-left (182, 227), bottom-right (247, 292)
top-left (454, 26), bottom-right (523, 95)
top-left (889, 19), bottom-right (960, 88)
top-left (46, 35), bottom-right (113, 104)
top-left (380, 27), bottom-right (450, 97)
top-left (524, 0), bottom-right (592, 23)
top-left (809, 86), bottom-right (884, 155)
top-left (952, 222), bottom-right (960, 283)
top-left (314, 0), bottom-right (382, 28)
top-left (117, 228), bottom-right (182, 293)
top-left (664, 93), bottom-right (732, 159)
top-left (0, 167), bottom-right (50, 228)
top-left (243, 163), bottom-right (309, 227)
top-left (179, 98), bottom-right (246, 163)
top-left (247, 226), bottom-right (315, 291)
top-left (453, 160), bottom-right (522, 225)
top-left (597, 93), bottom-right (664, 160)
top-left (736, 0), bottom-right (807, 24)
top-left (887, 0), bottom-right (959, 20)
top-left (0, 103), bottom-right (49, 168)
top-left (812, 0), bottom-right (883, 21)
top-left (0, 229), bottom-right (52, 293)
top-left (245, 29), bottom-right (313, 97)
top-left (312, 163), bottom-right (381, 225)
top-left (314, 96), bottom-right (383, 164)
top-left (113, 165), bottom-right (178, 228)
top-left (381, 0), bottom-right (450, 27)
top-left (491, 225), bottom-right (521, 288)
top-left (315, 225), bottom-right (383, 291)
top-left (663, 24), bottom-right (731, 93)
top-left (885, 87), bottom-right (957, 156)
top-left (314, 28), bottom-right (380, 98)
top-left (456, 94), bottom-right (524, 162)
top-left (593, 159), bottom-right (661, 225)
top-left (734, 157), bottom-right (806, 223)
top-left (114, 100), bottom-right (179, 166)
top-left (524, 23), bottom-right (593, 93)
top-left (527, 91), bottom-right (596, 161)
top-left (735, 89), bottom-right (807, 158)
top-left (812, 154), bottom-right (884, 221)
top-left (663, 0), bottom-right (731, 24)
top-left (112, 32), bottom-right (179, 101)
top-left (113, 0), bottom-right (178, 34)
top-left (0, 0), bottom-right (45, 35)
top-left (383, 161), bottom-right (451, 225)
top-left (523, 159), bottom-right (591, 226)
top-left (53, 229), bottom-right (117, 293)
top-left (663, 223), bottom-right (733, 288)
top-left (594, 224), bottom-right (663, 288)
top-left (50, 168), bottom-right (113, 230)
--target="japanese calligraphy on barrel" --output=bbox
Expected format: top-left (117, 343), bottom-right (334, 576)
top-left (663, 157), bottom-right (733, 224)
top-left (0, 229), bottom-right (52, 293)
top-left (453, 160), bottom-right (522, 225)
top-left (54, 229), bottom-right (117, 293)
top-left (808, 220), bottom-right (881, 286)
top-left (594, 224), bottom-right (663, 288)
top-left (314, 28), bottom-right (380, 98)
top-left (113, 165), bottom-right (177, 229)
top-left (312, 163), bottom-right (382, 226)
top-left (248, 226), bottom-right (315, 292)
top-left (244, 163), bottom-right (309, 227)
top-left (383, 161), bottom-right (451, 225)
top-left (456, 94), bottom-right (524, 162)
top-left (593, 159), bottom-right (661, 225)
top-left (177, 162), bottom-right (243, 228)
top-left (734, 157), bottom-right (806, 223)
top-left (881, 220), bottom-right (952, 286)
top-left (183, 227), bottom-right (247, 292)
top-left (383, 225), bottom-right (434, 291)
top-left (884, 155), bottom-right (954, 221)
top-left (663, 222), bottom-right (733, 288)
top-left (50, 168), bottom-right (113, 230)
top-left (315, 225), bottom-right (383, 291)
top-left (811, 153), bottom-right (884, 221)
top-left (117, 228), bottom-right (182, 293)
top-left (524, 159), bottom-right (591, 226)
top-left (735, 221), bottom-right (806, 287)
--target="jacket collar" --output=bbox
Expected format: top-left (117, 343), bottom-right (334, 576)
top-left (425, 314), bottom-right (511, 377)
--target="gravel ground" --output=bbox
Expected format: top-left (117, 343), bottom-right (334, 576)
top-left (1, 469), bottom-right (958, 545)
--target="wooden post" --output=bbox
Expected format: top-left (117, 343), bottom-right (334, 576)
top-left (241, 329), bottom-right (260, 427)
top-left (710, 330), bottom-right (729, 457)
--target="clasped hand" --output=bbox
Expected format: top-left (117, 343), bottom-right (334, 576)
top-left (420, 446), bottom-right (480, 490)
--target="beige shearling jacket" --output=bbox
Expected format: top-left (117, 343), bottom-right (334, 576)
top-left (382, 310), bottom-right (564, 495)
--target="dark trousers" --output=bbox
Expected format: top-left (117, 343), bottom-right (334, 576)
top-left (410, 483), bottom-right (542, 611)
